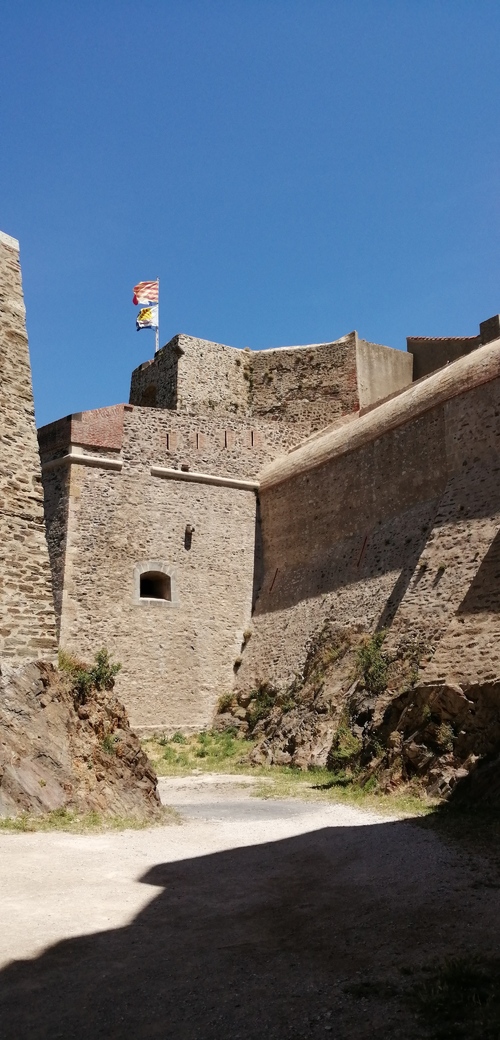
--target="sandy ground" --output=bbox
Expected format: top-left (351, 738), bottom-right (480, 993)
top-left (0, 774), bottom-right (498, 1039)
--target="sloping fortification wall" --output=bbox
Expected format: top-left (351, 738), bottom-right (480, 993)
top-left (236, 339), bottom-right (500, 693)
top-left (39, 405), bottom-right (277, 732)
top-left (0, 231), bottom-right (56, 665)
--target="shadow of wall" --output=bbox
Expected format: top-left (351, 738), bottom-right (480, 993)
top-left (0, 816), bottom-right (499, 1040)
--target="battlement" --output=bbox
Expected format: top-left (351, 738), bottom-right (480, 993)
top-left (129, 330), bottom-right (412, 443)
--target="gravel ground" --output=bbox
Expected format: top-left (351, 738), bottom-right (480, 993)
top-left (0, 774), bottom-right (498, 1039)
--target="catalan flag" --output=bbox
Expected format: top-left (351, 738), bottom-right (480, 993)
top-left (132, 280), bottom-right (159, 305)
top-left (136, 305), bottom-right (159, 331)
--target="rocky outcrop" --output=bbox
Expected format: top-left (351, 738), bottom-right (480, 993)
top-left (0, 660), bottom-right (160, 818)
top-left (218, 621), bottom-right (500, 802)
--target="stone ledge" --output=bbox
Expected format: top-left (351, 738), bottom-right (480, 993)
top-left (42, 448), bottom-right (123, 473)
top-left (260, 336), bottom-right (500, 490)
top-left (150, 465), bottom-right (259, 491)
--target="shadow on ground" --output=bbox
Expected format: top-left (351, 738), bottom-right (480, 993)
top-left (1, 817), bottom-right (499, 1039)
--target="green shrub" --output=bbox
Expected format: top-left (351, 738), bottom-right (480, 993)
top-left (328, 713), bottom-right (362, 769)
top-left (217, 691), bottom-right (235, 714)
top-left (247, 683), bottom-right (277, 730)
top-left (101, 733), bottom-right (116, 755)
top-left (411, 955), bottom-right (500, 1039)
top-left (59, 648), bottom-right (121, 705)
top-left (356, 632), bottom-right (389, 695)
top-left (435, 722), bottom-right (454, 752)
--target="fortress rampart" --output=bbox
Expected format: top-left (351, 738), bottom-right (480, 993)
top-left (0, 231), bottom-right (57, 666)
top-left (130, 331), bottom-right (412, 440)
top-left (237, 337), bottom-right (500, 694)
top-left (38, 312), bottom-right (500, 733)
top-left (40, 329), bottom-right (410, 730)
top-left (38, 403), bottom-right (279, 732)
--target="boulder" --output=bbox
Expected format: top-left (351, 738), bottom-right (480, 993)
top-left (0, 661), bottom-right (160, 819)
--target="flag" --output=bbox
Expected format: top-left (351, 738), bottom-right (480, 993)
top-left (136, 305), bottom-right (159, 330)
top-left (133, 280), bottom-right (159, 305)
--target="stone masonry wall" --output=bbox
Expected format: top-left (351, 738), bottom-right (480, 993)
top-left (236, 340), bottom-right (500, 694)
top-left (130, 335), bottom-right (252, 417)
top-left (0, 231), bottom-right (57, 664)
top-left (130, 332), bottom-right (413, 448)
top-left (250, 335), bottom-right (359, 436)
top-left (39, 405), bottom-right (125, 455)
top-left (356, 338), bottom-right (413, 409)
top-left (39, 407), bottom-right (264, 731)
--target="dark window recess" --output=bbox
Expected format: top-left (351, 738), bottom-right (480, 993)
top-left (140, 385), bottom-right (157, 407)
top-left (140, 571), bottom-right (171, 600)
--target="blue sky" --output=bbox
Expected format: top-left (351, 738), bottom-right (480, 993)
top-left (2, 1), bottom-right (500, 426)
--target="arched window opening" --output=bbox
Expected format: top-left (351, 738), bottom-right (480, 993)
top-left (140, 571), bottom-right (171, 601)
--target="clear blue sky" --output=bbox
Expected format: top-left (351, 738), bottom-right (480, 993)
top-left (2, 1), bottom-right (500, 426)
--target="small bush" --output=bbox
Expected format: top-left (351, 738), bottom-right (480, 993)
top-left (247, 683), bottom-right (277, 730)
top-left (171, 731), bottom-right (187, 744)
top-left (356, 632), bottom-right (389, 695)
top-left (435, 722), bottom-right (454, 752)
top-left (101, 733), bottom-right (116, 755)
top-left (328, 713), bottom-right (362, 770)
top-left (411, 955), bottom-right (500, 1039)
top-left (217, 692), bottom-right (235, 714)
top-left (59, 648), bottom-right (121, 705)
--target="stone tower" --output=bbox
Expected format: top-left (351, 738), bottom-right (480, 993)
top-left (0, 230), bottom-right (57, 665)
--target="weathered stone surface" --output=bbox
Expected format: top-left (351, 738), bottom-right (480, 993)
top-left (129, 331), bottom-right (411, 439)
top-left (0, 231), bottom-right (57, 664)
top-left (0, 660), bottom-right (160, 818)
top-left (232, 619), bottom-right (500, 798)
top-left (40, 331), bottom-right (407, 732)
top-left (237, 338), bottom-right (500, 700)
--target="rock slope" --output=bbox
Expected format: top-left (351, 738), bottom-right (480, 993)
top-left (0, 660), bottom-right (160, 818)
top-left (217, 621), bottom-right (500, 803)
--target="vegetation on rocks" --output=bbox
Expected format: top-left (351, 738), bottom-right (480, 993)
top-left (58, 647), bottom-right (122, 705)
top-left (215, 618), bottom-right (500, 806)
top-left (0, 652), bottom-right (161, 824)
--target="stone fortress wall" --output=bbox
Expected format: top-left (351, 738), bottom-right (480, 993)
top-left (5, 225), bottom-right (500, 745)
top-left (236, 331), bottom-right (500, 697)
top-left (0, 231), bottom-right (57, 667)
top-left (130, 331), bottom-right (412, 440)
top-left (35, 269), bottom-right (500, 734)
top-left (39, 330), bottom-right (410, 731)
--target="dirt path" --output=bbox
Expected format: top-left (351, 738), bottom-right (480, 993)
top-left (0, 775), bottom-right (498, 1038)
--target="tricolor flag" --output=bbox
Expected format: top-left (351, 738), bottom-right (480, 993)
top-left (136, 305), bottom-right (159, 331)
top-left (132, 280), bottom-right (159, 305)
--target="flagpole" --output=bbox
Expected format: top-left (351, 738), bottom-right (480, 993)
top-left (155, 278), bottom-right (159, 354)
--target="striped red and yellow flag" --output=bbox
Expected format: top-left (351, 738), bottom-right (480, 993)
top-left (132, 280), bottom-right (159, 305)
